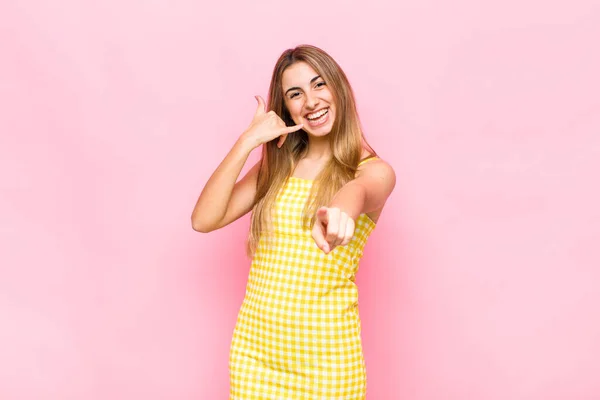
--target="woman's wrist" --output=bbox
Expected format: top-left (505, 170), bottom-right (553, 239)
top-left (235, 133), bottom-right (259, 154)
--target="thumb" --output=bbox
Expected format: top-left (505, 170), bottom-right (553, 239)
top-left (254, 95), bottom-right (266, 115)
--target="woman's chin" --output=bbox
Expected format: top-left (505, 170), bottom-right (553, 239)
top-left (305, 129), bottom-right (331, 138)
top-left (304, 121), bottom-right (334, 137)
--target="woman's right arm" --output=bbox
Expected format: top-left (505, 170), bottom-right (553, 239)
top-left (191, 96), bottom-right (303, 233)
top-left (190, 137), bottom-right (260, 233)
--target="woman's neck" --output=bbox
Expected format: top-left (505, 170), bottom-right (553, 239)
top-left (302, 135), bottom-right (331, 161)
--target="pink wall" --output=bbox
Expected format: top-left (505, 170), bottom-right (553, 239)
top-left (1, 0), bottom-right (599, 399)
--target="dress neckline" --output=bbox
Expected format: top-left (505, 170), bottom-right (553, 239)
top-left (288, 176), bottom-right (314, 182)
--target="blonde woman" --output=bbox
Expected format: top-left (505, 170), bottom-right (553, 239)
top-left (192, 45), bottom-right (396, 399)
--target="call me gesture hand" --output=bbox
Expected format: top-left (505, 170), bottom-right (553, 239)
top-left (311, 206), bottom-right (355, 254)
top-left (242, 96), bottom-right (304, 149)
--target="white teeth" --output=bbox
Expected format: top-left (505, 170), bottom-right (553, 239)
top-left (307, 108), bottom-right (328, 120)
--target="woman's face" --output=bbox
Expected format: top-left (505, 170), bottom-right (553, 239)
top-left (281, 61), bottom-right (336, 137)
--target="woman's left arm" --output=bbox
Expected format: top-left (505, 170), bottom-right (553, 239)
top-left (312, 160), bottom-right (396, 253)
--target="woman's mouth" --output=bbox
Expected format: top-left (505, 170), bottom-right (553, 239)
top-left (305, 108), bottom-right (329, 127)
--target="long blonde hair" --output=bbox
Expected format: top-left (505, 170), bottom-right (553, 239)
top-left (247, 45), bottom-right (376, 256)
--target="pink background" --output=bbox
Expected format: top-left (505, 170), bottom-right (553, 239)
top-left (1, 0), bottom-right (599, 399)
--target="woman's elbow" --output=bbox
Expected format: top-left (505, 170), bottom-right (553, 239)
top-left (191, 215), bottom-right (214, 233)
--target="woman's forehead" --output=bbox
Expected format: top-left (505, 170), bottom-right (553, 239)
top-left (282, 62), bottom-right (320, 88)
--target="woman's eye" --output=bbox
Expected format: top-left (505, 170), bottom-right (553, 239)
top-left (290, 92), bottom-right (300, 99)
top-left (316, 82), bottom-right (326, 88)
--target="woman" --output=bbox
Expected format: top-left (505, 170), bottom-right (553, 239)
top-left (191, 45), bottom-right (395, 399)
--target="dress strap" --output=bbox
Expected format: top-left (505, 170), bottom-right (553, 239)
top-left (358, 155), bottom-right (379, 167)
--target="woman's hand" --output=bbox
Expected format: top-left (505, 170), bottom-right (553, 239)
top-left (240, 95), bottom-right (304, 150)
top-left (311, 206), bottom-right (355, 254)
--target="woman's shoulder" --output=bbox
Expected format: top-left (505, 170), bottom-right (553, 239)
top-left (356, 151), bottom-right (395, 180)
top-left (358, 153), bottom-right (379, 166)
top-left (356, 151), bottom-right (395, 224)
top-left (358, 149), bottom-right (387, 167)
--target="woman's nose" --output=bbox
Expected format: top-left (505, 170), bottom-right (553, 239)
top-left (305, 93), bottom-right (320, 109)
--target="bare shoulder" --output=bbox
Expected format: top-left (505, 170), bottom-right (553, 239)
top-left (355, 155), bottom-right (395, 223)
top-left (357, 156), bottom-right (396, 186)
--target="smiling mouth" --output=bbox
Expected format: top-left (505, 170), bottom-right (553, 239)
top-left (304, 107), bottom-right (330, 128)
top-left (305, 108), bottom-right (329, 120)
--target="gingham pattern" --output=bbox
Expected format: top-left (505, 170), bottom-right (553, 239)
top-left (229, 163), bottom-right (377, 400)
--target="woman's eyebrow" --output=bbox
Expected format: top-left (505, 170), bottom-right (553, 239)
top-left (284, 75), bottom-right (322, 96)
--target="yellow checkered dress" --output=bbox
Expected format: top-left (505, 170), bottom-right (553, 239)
top-left (229, 161), bottom-right (377, 399)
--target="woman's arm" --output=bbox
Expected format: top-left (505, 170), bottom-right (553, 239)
top-left (190, 137), bottom-right (259, 233)
top-left (191, 96), bottom-right (303, 233)
top-left (330, 159), bottom-right (396, 220)
top-left (312, 159), bottom-right (396, 253)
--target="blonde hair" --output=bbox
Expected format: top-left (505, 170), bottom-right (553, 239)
top-left (247, 45), bottom-right (376, 256)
